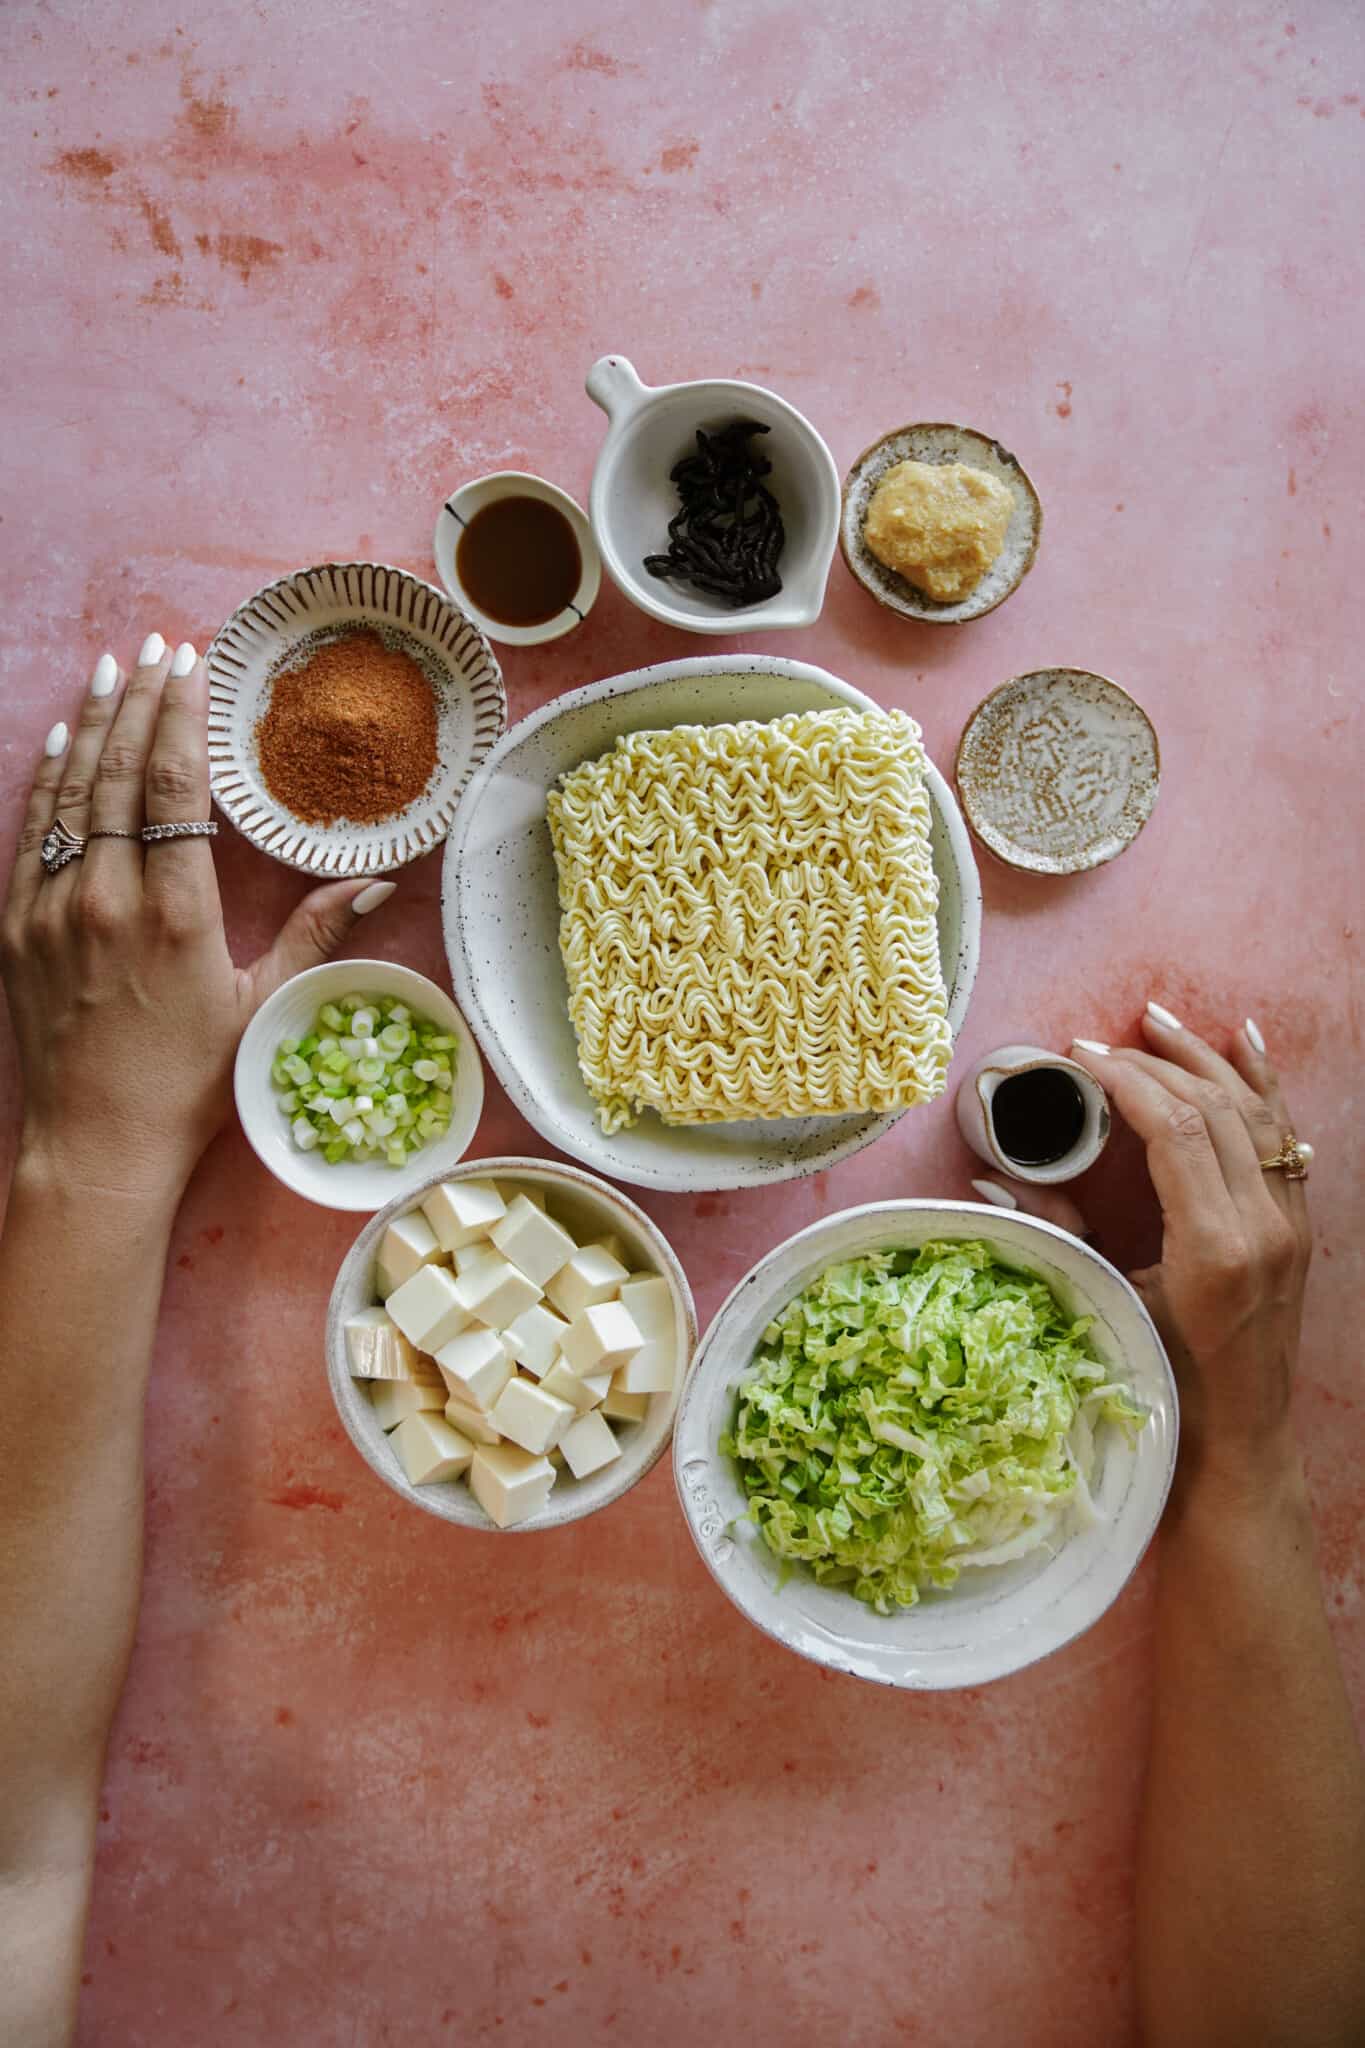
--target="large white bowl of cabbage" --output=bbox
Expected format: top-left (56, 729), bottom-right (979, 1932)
top-left (673, 1201), bottom-right (1177, 1689)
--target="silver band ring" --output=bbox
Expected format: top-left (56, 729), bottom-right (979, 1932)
top-left (142, 821), bottom-right (218, 845)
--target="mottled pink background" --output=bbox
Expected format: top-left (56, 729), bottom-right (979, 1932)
top-left (2, 2), bottom-right (1362, 2042)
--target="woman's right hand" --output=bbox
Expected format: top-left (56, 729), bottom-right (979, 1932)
top-left (976, 1008), bottom-right (1312, 1484)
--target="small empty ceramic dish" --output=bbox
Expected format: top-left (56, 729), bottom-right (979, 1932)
top-left (207, 562), bottom-right (506, 877)
top-left (434, 472), bottom-right (601, 647)
top-left (586, 355), bottom-right (841, 635)
top-left (956, 668), bottom-right (1160, 874)
top-left (841, 423), bottom-right (1041, 624)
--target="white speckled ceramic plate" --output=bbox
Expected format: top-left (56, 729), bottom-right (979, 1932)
top-left (956, 668), bottom-right (1161, 874)
top-left (207, 562), bottom-right (507, 876)
top-left (441, 654), bottom-right (982, 1194)
top-left (327, 1158), bottom-right (696, 1532)
top-left (674, 1200), bottom-right (1177, 1689)
top-left (841, 423), bottom-right (1042, 624)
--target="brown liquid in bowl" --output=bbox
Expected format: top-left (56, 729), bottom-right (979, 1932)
top-left (456, 495), bottom-right (582, 627)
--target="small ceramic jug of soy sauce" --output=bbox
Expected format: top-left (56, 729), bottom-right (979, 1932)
top-left (956, 1044), bottom-right (1110, 1186)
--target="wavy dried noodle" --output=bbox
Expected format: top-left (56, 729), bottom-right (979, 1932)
top-left (546, 709), bottom-right (953, 1131)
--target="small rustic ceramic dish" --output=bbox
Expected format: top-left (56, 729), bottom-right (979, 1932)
top-left (326, 1157), bottom-right (697, 1531)
top-left (956, 668), bottom-right (1160, 874)
top-left (441, 654), bottom-right (982, 1194)
top-left (234, 960), bottom-right (484, 1213)
top-left (207, 562), bottom-right (506, 876)
top-left (841, 423), bottom-right (1041, 624)
top-left (674, 1200), bottom-right (1177, 1690)
top-left (586, 355), bottom-right (841, 634)
top-left (433, 471), bottom-right (601, 648)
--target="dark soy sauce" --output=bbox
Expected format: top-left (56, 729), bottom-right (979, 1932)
top-left (991, 1068), bottom-right (1086, 1167)
top-left (457, 495), bottom-right (582, 627)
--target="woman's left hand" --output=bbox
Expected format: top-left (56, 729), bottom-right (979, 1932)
top-left (2, 634), bottom-right (397, 1206)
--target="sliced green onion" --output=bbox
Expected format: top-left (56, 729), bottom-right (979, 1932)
top-left (272, 991), bottom-right (456, 1166)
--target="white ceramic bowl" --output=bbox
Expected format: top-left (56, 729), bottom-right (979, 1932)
top-left (674, 1201), bottom-right (1177, 1689)
top-left (442, 654), bottom-right (981, 1193)
top-left (207, 561), bottom-right (506, 876)
top-left (234, 960), bottom-right (484, 1213)
top-left (586, 355), bottom-right (840, 634)
top-left (326, 1157), bottom-right (697, 1530)
top-left (433, 471), bottom-right (602, 647)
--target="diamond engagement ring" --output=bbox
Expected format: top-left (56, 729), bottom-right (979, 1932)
top-left (40, 818), bottom-right (141, 875)
top-left (1259, 1132), bottom-right (1313, 1182)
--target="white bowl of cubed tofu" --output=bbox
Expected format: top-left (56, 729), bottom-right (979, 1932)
top-left (326, 1157), bottom-right (697, 1530)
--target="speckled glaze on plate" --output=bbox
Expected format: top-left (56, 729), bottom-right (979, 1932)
top-left (441, 655), bottom-right (982, 1194)
top-left (674, 1199), bottom-right (1177, 1689)
top-left (327, 1158), bottom-right (696, 1532)
top-left (840, 423), bottom-right (1042, 624)
top-left (956, 668), bottom-right (1160, 874)
top-left (207, 561), bottom-right (507, 876)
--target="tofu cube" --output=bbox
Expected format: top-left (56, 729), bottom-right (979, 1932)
top-left (369, 1377), bottom-right (445, 1430)
top-left (560, 1301), bottom-right (644, 1378)
top-left (386, 1263), bottom-right (470, 1353)
top-left (489, 1375), bottom-right (575, 1455)
top-left (589, 1233), bottom-right (627, 1265)
top-left (502, 1302), bottom-right (571, 1380)
top-left (619, 1274), bottom-right (672, 1334)
top-left (344, 1306), bottom-right (420, 1381)
top-left (600, 1382), bottom-right (650, 1424)
top-left (434, 1327), bottom-right (514, 1410)
top-left (541, 1359), bottom-right (612, 1413)
top-left (611, 1274), bottom-right (675, 1391)
top-left (559, 1410), bottom-right (623, 1480)
top-left (453, 1251), bottom-right (541, 1332)
top-left (545, 1244), bottom-right (630, 1320)
top-left (452, 1241), bottom-right (499, 1277)
top-left (391, 1411), bottom-right (474, 1486)
top-left (443, 1394), bottom-right (502, 1445)
top-left (421, 1178), bottom-right (506, 1252)
top-left (489, 1196), bottom-right (577, 1287)
top-left (494, 1181), bottom-right (546, 1211)
top-left (469, 1443), bottom-right (556, 1528)
top-left (376, 1211), bottom-right (443, 1294)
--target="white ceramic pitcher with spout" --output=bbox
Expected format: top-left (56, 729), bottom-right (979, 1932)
top-left (956, 1043), bottom-right (1110, 1186)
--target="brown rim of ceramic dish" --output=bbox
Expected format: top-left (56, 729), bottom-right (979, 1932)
top-left (954, 668), bottom-right (1162, 875)
top-left (840, 422), bottom-right (1043, 625)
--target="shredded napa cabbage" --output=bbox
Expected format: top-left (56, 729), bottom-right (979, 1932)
top-left (721, 1240), bottom-right (1146, 1614)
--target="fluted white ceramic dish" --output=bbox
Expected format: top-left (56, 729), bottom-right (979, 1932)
top-left (586, 355), bottom-right (840, 633)
top-left (674, 1200), bottom-right (1177, 1689)
top-left (326, 1157), bottom-right (696, 1530)
top-left (442, 655), bottom-right (981, 1193)
top-left (208, 561), bottom-right (506, 876)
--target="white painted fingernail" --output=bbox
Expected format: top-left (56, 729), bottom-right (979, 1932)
top-left (1245, 1017), bottom-right (1266, 1055)
top-left (1072, 1038), bottom-right (1110, 1055)
top-left (170, 640), bottom-right (197, 677)
top-left (971, 1179), bottom-right (1018, 1210)
top-left (1146, 1001), bottom-right (1181, 1030)
top-left (138, 631), bottom-right (166, 668)
top-left (91, 652), bottom-right (119, 697)
top-left (44, 721), bottom-right (70, 758)
top-left (352, 879), bottom-right (397, 916)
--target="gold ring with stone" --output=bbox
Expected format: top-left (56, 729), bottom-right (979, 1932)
top-left (1259, 1132), bottom-right (1313, 1181)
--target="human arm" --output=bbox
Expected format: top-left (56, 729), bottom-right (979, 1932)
top-left (0, 638), bottom-right (396, 2046)
top-left (1070, 1016), bottom-right (1365, 2048)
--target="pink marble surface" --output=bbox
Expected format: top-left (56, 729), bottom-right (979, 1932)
top-left (3, 2), bottom-right (1362, 2041)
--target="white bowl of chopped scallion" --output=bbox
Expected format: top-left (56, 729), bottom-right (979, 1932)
top-left (235, 960), bottom-right (484, 1211)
